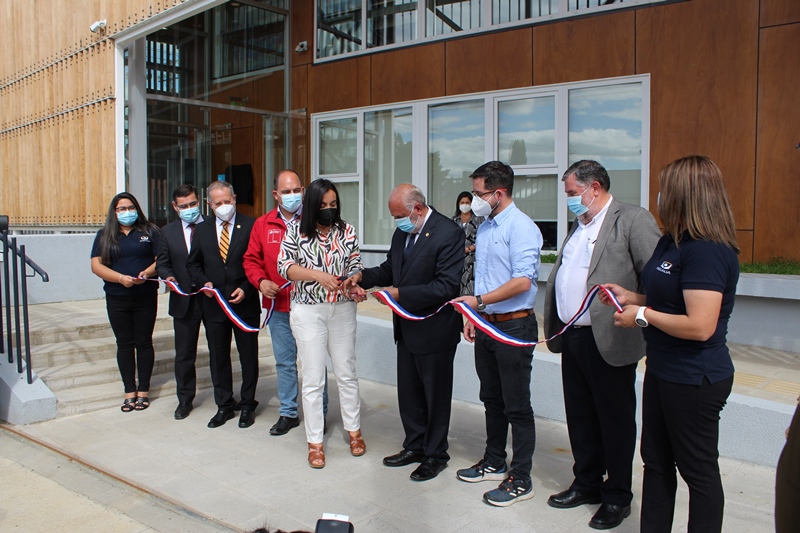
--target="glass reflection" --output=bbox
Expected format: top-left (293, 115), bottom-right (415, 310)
top-left (569, 83), bottom-right (642, 208)
top-left (364, 108), bottom-right (413, 244)
top-left (319, 118), bottom-right (359, 175)
top-left (498, 96), bottom-right (555, 165)
top-left (428, 100), bottom-right (485, 215)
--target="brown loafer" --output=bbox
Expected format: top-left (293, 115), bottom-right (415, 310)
top-left (308, 443), bottom-right (325, 469)
top-left (349, 430), bottom-right (366, 456)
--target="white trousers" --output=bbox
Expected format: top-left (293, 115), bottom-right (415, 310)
top-left (290, 301), bottom-right (361, 444)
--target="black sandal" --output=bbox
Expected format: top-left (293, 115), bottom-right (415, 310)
top-left (134, 396), bottom-right (150, 411)
top-left (121, 398), bottom-right (136, 413)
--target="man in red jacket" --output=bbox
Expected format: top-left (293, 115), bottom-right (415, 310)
top-left (244, 170), bottom-right (326, 435)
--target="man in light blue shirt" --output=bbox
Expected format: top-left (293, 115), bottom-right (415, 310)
top-left (454, 160), bottom-right (542, 507)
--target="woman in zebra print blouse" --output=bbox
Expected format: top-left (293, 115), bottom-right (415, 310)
top-left (278, 179), bottom-right (365, 469)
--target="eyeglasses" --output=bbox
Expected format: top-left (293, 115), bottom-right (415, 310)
top-left (471, 190), bottom-right (497, 199)
top-left (115, 205), bottom-right (137, 213)
top-left (175, 200), bottom-right (199, 209)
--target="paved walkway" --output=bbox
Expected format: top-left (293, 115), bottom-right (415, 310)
top-left (0, 294), bottom-right (791, 532)
top-left (5, 376), bottom-right (779, 533)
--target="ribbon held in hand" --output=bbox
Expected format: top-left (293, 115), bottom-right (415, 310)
top-left (372, 284), bottom-right (623, 347)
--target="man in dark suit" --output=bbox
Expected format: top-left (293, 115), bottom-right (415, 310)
top-left (347, 184), bottom-right (464, 482)
top-left (156, 184), bottom-right (205, 420)
top-left (187, 180), bottom-right (260, 429)
top-left (544, 160), bottom-right (660, 529)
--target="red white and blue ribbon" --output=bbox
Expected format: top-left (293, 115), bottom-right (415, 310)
top-left (372, 284), bottom-right (623, 347)
top-left (261, 281), bottom-right (292, 328)
top-left (150, 278), bottom-right (260, 333)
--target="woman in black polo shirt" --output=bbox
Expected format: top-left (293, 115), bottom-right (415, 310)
top-left (91, 193), bottom-right (160, 412)
top-left (602, 155), bottom-right (739, 533)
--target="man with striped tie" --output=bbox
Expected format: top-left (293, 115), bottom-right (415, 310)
top-left (187, 180), bottom-right (260, 429)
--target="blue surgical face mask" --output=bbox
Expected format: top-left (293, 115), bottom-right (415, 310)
top-left (281, 193), bottom-right (302, 213)
top-left (394, 213), bottom-right (418, 233)
top-left (566, 186), bottom-right (595, 217)
top-left (117, 210), bottom-right (139, 226)
top-left (178, 206), bottom-right (200, 224)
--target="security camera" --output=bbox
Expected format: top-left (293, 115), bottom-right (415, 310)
top-left (90, 19), bottom-right (107, 33)
top-left (295, 41), bottom-right (308, 53)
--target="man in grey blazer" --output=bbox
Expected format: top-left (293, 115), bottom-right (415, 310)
top-left (544, 160), bottom-right (660, 530)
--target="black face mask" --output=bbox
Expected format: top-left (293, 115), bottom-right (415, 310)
top-left (318, 208), bottom-right (335, 227)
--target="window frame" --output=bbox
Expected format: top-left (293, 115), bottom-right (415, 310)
top-left (314, 0), bottom-right (680, 62)
top-left (311, 73), bottom-right (651, 253)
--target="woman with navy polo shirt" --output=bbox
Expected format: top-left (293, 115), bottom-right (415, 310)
top-left (602, 155), bottom-right (739, 533)
top-left (91, 193), bottom-right (160, 412)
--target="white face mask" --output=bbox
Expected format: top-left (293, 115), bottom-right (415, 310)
top-left (471, 192), bottom-right (496, 218)
top-left (459, 203), bottom-right (472, 214)
top-left (214, 203), bottom-right (236, 222)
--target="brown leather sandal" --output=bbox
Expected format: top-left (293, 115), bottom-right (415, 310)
top-left (349, 430), bottom-right (366, 457)
top-left (308, 443), bottom-right (325, 469)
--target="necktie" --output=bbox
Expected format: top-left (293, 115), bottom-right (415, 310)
top-left (219, 221), bottom-right (230, 262)
top-left (188, 223), bottom-right (195, 245)
top-left (404, 234), bottom-right (416, 260)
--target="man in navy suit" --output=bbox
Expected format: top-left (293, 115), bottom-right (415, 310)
top-left (156, 184), bottom-right (205, 420)
top-left (348, 184), bottom-right (464, 482)
top-left (187, 181), bottom-right (260, 429)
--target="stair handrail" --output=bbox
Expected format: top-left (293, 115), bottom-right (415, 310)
top-left (1, 215), bottom-right (51, 384)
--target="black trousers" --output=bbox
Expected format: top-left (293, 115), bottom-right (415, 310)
top-left (562, 326), bottom-right (637, 506)
top-left (173, 294), bottom-right (203, 405)
top-left (396, 337), bottom-right (456, 462)
top-left (640, 371), bottom-right (733, 533)
top-left (204, 316), bottom-right (259, 410)
top-left (776, 403), bottom-right (800, 533)
top-left (105, 292), bottom-right (158, 393)
top-left (474, 313), bottom-right (537, 481)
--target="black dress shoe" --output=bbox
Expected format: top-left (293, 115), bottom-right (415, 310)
top-left (547, 488), bottom-right (603, 509)
top-left (269, 415), bottom-right (300, 435)
top-left (589, 503), bottom-right (631, 530)
top-left (207, 408), bottom-right (235, 428)
top-left (383, 449), bottom-right (425, 467)
top-left (410, 458), bottom-right (447, 481)
top-left (238, 409), bottom-right (255, 428)
top-left (174, 403), bottom-right (193, 420)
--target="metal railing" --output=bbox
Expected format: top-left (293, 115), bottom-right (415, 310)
top-left (1, 215), bottom-right (50, 384)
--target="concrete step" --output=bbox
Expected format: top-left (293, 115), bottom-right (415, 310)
top-left (29, 330), bottom-right (179, 368)
top-left (54, 356), bottom-right (277, 417)
top-left (39, 341), bottom-right (276, 392)
top-left (27, 317), bottom-right (174, 345)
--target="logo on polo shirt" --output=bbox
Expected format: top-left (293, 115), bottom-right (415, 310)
top-left (140, 235), bottom-right (150, 243)
top-left (656, 261), bottom-right (672, 275)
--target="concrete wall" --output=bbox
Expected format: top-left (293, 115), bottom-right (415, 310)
top-left (2, 234), bottom-right (109, 304)
top-left (354, 313), bottom-right (793, 468)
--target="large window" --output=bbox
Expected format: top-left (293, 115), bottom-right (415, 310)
top-left (316, 0), bottom-right (677, 60)
top-left (312, 75), bottom-right (649, 252)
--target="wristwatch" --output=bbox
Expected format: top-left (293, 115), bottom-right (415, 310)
top-left (635, 306), bottom-right (651, 327)
top-left (476, 295), bottom-right (486, 312)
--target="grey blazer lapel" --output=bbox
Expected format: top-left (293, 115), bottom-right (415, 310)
top-left (588, 199), bottom-right (620, 278)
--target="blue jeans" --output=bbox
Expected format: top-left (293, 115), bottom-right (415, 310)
top-left (268, 310), bottom-right (327, 418)
top-left (474, 313), bottom-right (537, 481)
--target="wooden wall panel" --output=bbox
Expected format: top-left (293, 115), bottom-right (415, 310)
top-left (533, 11), bottom-right (634, 86)
top-left (754, 23), bottom-right (800, 262)
top-left (761, 0), bottom-right (800, 27)
top-left (291, 0), bottom-right (314, 67)
top-left (637, 0), bottom-right (758, 242)
top-left (307, 56), bottom-right (371, 114)
top-left (737, 231), bottom-right (754, 264)
top-left (251, 71), bottom-right (285, 113)
top-left (445, 29), bottom-right (531, 95)
top-left (292, 65), bottom-right (310, 182)
top-left (371, 43), bottom-right (445, 105)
